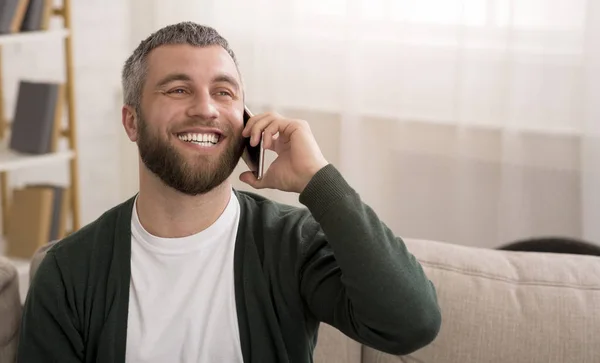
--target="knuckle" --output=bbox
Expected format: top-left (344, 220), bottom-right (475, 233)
top-left (297, 119), bottom-right (310, 129)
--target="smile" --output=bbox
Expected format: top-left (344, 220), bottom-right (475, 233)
top-left (177, 132), bottom-right (220, 147)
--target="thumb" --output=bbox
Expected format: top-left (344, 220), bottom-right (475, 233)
top-left (239, 171), bottom-right (267, 189)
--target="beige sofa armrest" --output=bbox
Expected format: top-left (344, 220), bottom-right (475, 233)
top-left (0, 256), bottom-right (22, 363)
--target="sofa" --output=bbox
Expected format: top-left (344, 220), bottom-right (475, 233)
top-left (1, 238), bottom-right (600, 363)
top-left (312, 239), bottom-right (600, 363)
top-left (0, 256), bottom-right (21, 363)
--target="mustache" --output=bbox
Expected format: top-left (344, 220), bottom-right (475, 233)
top-left (174, 118), bottom-right (233, 134)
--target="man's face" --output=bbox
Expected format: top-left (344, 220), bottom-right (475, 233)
top-left (134, 44), bottom-right (245, 196)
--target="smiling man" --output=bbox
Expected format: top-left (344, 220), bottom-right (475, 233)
top-left (17, 22), bottom-right (441, 363)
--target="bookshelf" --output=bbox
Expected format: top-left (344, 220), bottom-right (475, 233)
top-left (0, 28), bottom-right (69, 45)
top-left (0, 0), bottom-right (80, 252)
top-left (0, 141), bottom-right (75, 171)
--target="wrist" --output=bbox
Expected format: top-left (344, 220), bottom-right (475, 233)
top-left (298, 163), bottom-right (355, 221)
top-left (298, 160), bottom-right (329, 193)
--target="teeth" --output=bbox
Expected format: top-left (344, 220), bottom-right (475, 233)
top-left (177, 133), bottom-right (220, 145)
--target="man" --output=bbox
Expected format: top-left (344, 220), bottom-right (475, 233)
top-left (17, 22), bottom-right (441, 363)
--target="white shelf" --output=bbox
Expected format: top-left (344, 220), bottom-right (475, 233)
top-left (0, 29), bottom-right (69, 45)
top-left (0, 144), bottom-right (74, 172)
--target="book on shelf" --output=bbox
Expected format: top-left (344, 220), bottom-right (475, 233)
top-left (48, 184), bottom-right (69, 241)
top-left (5, 184), bottom-right (68, 259)
top-left (9, 80), bottom-right (64, 155)
top-left (21, 0), bottom-right (52, 32)
top-left (0, 0), bottom-right (30, 34)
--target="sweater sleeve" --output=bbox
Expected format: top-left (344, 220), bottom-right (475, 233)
top-left (17, 250), bottom-right (84, 363)
top-left (298, 164), bottom-right (441, 355)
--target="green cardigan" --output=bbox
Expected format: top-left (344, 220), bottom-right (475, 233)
top-left (17, 164), bottom-right (441, 363)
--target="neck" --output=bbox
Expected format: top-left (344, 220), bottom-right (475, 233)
top-left (135, 165), bottom-right (233, 238)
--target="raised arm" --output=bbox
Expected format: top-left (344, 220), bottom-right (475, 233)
top-left (297, 164), bottom-right (441, 355)
top-left (238, 112), bottom-right (441, 354)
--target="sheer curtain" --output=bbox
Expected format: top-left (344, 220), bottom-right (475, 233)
top-left (133, 0), bottom-right (600, 248)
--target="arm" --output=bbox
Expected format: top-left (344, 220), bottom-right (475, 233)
top-left (238, 113), bottom-right (441, 354)
top-left (298, 164), bottom-right (441, 355)
top-left (17, 251), bottom-right (83, 362)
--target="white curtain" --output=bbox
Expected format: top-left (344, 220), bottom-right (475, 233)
top-left (135, 0), bottom-right (600, 248)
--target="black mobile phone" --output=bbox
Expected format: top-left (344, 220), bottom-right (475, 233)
top-left (241, 106), bottom-right (265, 179)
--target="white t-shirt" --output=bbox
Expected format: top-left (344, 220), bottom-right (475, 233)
top-left (125, 190), bottom-right (244, 363)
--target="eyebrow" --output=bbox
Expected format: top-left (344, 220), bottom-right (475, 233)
top-left (212, 73), bottom-right (240, 92)
top-left (155, 73), bottom-right (193, 88)
top-left (154, 72), bottom-right (241, 92)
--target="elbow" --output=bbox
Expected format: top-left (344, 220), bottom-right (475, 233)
top-left (393, 306), bottom-right (442, 355)
top-left (379, 300), bottom-right (442, 356)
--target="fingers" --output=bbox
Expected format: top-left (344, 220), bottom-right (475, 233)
top-left (241, 111), bottom-right (308, 150)
top-left (242, 111), bottom-right (292, 147)
top-left (242, 112), bottom-right (275, 146)
top-left (262, 123), bottom-right (280, 150)
top-left (251, 115), bottom-right (274, 146)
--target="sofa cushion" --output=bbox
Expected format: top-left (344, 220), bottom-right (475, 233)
top-left (314, 323), bottom-right (362, 363)
top-left (0, 256), bottom-right (21, 363)
top-left (363, 238), bottom-right (600, 363)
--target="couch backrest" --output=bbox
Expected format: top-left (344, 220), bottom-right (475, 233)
top-left (0, 256), bottom-right (21, 363)
top-left (362, 238), bottom-right (600, 363)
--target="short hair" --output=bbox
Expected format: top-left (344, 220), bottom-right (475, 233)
top-left (121, 21), bottom-right (239, 109)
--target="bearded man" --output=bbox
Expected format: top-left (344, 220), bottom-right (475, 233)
top-left (17, 21), bottom-right (441, 363)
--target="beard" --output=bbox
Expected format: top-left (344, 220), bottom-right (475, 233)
top-left (136, 109), bottom-right (245, 196)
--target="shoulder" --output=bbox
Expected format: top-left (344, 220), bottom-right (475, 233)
top-left (44, 196), bottom-right (135, 271)
top-left (233, 189), bottom-right (326, 273)
top-left (234, 189), bottom-right (321, 238)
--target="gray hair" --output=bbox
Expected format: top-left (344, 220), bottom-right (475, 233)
top-left (121, 21), bottom-right (239, 109)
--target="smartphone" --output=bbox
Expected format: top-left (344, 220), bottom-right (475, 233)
top-left (241, 106), bottom-right (265, 179)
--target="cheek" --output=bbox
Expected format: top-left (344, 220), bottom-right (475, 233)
top-left (228, 107), bottom-right (244, 130)
top-left (145, 103), bottom-right (179, 133)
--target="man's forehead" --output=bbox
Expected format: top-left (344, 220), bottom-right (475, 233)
top-left (146, 44), bottom-right (239, 82)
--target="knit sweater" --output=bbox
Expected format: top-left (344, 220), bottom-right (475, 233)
top-left (17, 164), bottom-right (441, 363)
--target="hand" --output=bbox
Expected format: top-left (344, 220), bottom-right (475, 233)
top-left (240, 111), bottom-right (329, 193)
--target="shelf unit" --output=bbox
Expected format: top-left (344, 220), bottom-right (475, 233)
top-left (0, 0), bottom-right (80, 241)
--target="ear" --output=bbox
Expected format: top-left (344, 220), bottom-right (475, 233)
top-left (122, 105), bottom-right (138, 142)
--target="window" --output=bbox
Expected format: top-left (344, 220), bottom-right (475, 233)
top-left (293, 0), bottom-right (587, 30)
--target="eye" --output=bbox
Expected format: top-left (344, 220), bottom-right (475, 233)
top-left (215, 90), bottom-right (233, 98)
top-left (167, 88), bottom-right (188, 94)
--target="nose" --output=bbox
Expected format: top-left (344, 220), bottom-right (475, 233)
top-left (186, 93), bottom-right (219, 119)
